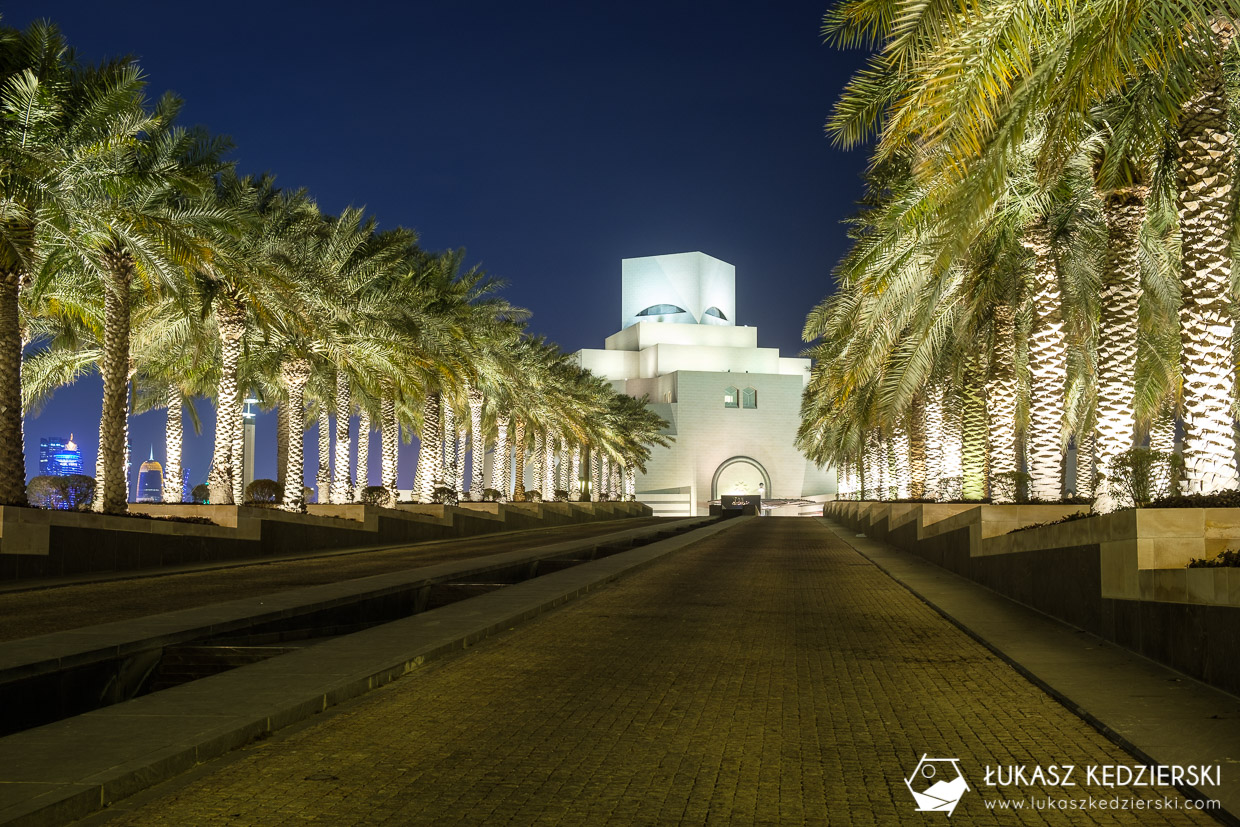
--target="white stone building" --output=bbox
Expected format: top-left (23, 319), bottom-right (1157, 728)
top-left (573, 252), bottom-right (835, 516)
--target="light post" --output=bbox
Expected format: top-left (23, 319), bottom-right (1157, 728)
top-left (242, 396), bottom-right (258, 491)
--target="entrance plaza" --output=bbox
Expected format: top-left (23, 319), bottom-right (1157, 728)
top-left (11, 517), bottom-right (1229, 826)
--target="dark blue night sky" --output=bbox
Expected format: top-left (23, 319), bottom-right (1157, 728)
top-left (5, 0), bottom-right (870, 490)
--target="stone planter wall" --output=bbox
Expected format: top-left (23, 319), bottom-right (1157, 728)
top-left (825, 501), bottom-right (1240, 696)
top-left (0, 501), bottom-right (652, 582)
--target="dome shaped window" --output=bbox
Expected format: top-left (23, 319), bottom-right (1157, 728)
top-left (703, 306), bottom-right (728, 321)
top-left (636, 304), bottom-right (688, 317)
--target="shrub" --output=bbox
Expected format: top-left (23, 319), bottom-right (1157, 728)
top-left (431, 486), bottom-right (459, 505)
top-left (553, 489), bottom-right (569, 502)
top-left (1150, 489), bottom-right (1240, 509)
top-left (990, 471), bottom-right (1030, 504)
top-left (27, 474), bottom-right (95, 510)
top-left (1107, 448), bottom-right (1179, 507)
top-left (244, 478), bottom-right (281, 505)
top-left (523, 489), bottom-right (542, 503)
top-left (360, 485), bottom-right (391, 506)
top-left (482, 488), bottom-right (502, 502)
top-left (190, 483), bottom-right (210, 504)
top-left (1189, 549), bottom-right (1240, 568)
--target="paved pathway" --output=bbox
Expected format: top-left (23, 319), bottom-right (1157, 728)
top-left (94, 518), bottom-right (1217, 825)
top-left (0, 517), bottom-right (669, 642)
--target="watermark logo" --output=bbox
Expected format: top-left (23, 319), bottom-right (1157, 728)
top-left (906, 755), bottom-right (969, 816)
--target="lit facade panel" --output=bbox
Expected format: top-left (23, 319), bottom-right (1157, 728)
top-left (620, 252), bottom-right (736, 330)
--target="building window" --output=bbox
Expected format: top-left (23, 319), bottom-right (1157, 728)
top-left (636, 304), bottom-right (687, 317)
top-left (703, 306), bottom-right (728, 321)
top-left (742, 387), bottom-right (757, 408)
top-left (724, 386), bottom-right (738, 408)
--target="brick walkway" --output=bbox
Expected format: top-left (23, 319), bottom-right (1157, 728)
top-left (99, 518), bottom-right (1216, 825)
top-left (0, 517), bottom-right (669, 642)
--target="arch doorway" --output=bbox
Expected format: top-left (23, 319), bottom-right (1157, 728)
top-left (712, 456), bottom-right (771, 500)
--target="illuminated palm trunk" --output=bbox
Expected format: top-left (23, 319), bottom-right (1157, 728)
top-left (589, 446), bottom-right (600, 502)
top-left (275, 403), bottom-right (289, 495)
top-left (987, 304), bottom-right (1018, 503)
top-left (454, 427), bottom-right (466, 498)
top-left (545, 433), bottom-right (560, 498)
top-left (1024, 223), bottom-right (1067, 501)
top-left (381, 396), bottom-right (399, 506)
top-left (163, 386), bottom-right (183, 503)
top-left (625, 465), bottom-right (636, 501)
top-left (207, 303), bottom-right (245, 507)
top-left (891, 427), bottom-right (910, 500)
top-left (0, 266), bottom-right (26, 505)
top-left (493, 414), bottom-right (510, 501)
top-left (356, 409), bottom-right (371, 495)
top-left (440, 399), bottom-right (455, 495)
top-left (1178, 35), bottom-right (1238, 494)
top-left (468, 386), bottom-right (485, 500)
top-left (1149, 408), bottom-right (1176, 500)
top-left (1074, 431), bottom-right (1095, 499)
top-left (600, 454), bottom-right (611, 500)
top-left (281, 358), bottom-right (312, 512)
top-left (570, 444), bottom-right (583, 500)
top-left (874, 434), bottom-right (889, 500)
top-left (331, 371), bottom-right (352, 504)
top-left (962, 354), bottom-right (988, 500)
top-left (924, 393), bottom-right (943, 500)
top-left (316, 411), bottom-right (331, 504)
top-left (941, 390), bottom-right (963, 500)
top-left (230, 406), bottom-right (245, 505)
top-left (908, 397), bottom-right (927, 499)
top-left (1094, 186), bottom-right (1146, 512)
top-left (511, 419), bottom-right (527, 501)
top-left (418, 392), bottom-right (441, 502)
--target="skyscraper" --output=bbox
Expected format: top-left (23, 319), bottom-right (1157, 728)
top-left (137, 447), bottom-right (164, 503)
top-left (39, 435), bottom-right (83, 477)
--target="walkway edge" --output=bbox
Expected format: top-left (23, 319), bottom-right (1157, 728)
top-left (820, 518), bottom-right (1240, 826)
top-left (0, 516), bottom-right (750, 827)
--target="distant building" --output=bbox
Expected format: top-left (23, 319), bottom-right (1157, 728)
top-left (573, 252), bottom-right (835, 516)
top-left (39, 435), bottom-right (83, 477)
top-left (181, 467), bottom-right (191, 504)
top-left (136, 447), bottom-right (163, 503)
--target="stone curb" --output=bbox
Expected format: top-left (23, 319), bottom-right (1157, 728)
top-left (0, 516), bottom-right (748, 827)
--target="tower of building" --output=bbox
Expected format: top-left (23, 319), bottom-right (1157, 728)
top-left (136, 446), bottom-right (164, 503)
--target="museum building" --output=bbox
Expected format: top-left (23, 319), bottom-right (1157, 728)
top-left (573, 252), bottom-right (835, 516)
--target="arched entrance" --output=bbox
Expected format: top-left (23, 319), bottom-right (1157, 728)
top-left (711, 456), bottom-right (771, 500)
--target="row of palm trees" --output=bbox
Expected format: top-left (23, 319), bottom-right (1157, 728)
top-left (3, 20), bottom-right (669, 514)
top-left (798, 0), bottom-right (1240, 510)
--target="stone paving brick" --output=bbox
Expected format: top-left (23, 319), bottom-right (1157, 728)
top-left (97, 518), bottom-right (1218, 825)
top-left (0, 518), bottom-right (670, 642)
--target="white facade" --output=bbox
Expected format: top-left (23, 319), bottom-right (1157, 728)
top-left (574, 252), bottom-right (835, 516)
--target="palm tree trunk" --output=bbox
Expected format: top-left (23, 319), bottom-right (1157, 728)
top-left (440, 398), bottom-right (456, 495)
top-left (316, 410), bottom-right (331, 505)
top-left (356, 409), bottom-right (371, 495)
top-left (624, 464), bottom-right (635, 501)
top-left (163, 386), bottom-right (183, 503)
top-left (511, 419), bottom-right (527, 501)
top-left (908, 396), bottom-right (927, 499)
top-left (542, 431), bottom-right (555, 500)
top-left (892, 426), bottom-right (910, 499)
top-left (570, 444), bottom-right (582, 501)
top-left (381, 396), bottom-right (399, 506)
top-left (467, 386), bottom-right (485, 500)
top-left (0, 271), bottom-right (26, 505)
top-left (98, 251), bottom-right (134, 513)
top-left (231, 406), bottom-right (245, 505)
top-left (419, 392), bottom-right (442, 502)
top-left (207, 303), bottom-right (245, 506)
top-left (987, 303), bottom-right (1018, 503)
top-left (589, 445), bottom-right (600, 502)
top-left (924, 392), bottom-right (943, 500)
top-left (332, 370), bottom-right (352, 503)
top-left (530, 429), bottom-right (544, 498)
top-left (1150, 406), bottom-right (1177, 500)
top-left (962, 354), bottom-right (988, 500)
top-left (493, 413), bottom-right (510, 502)
top-left (454, 427), bottom-right (466, 498)
top-left (275, 402), bottom-right (289, 495)
top-left (281, 358), bottom-right (312, 512)
top-left (1178, 27), bottom-right (1238, 494)
top-left (600, 454), bottom-right (611, 500)
top-left (1094, 186), bottom-right (1146, 512)
top-left (1075, 431), bottom-right (1095, 499)
top-left (1024, 222), bottom-right (1067, 501)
